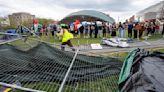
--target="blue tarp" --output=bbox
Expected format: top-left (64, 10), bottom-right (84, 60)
top-left (6, 29), bottom-right (16, 34)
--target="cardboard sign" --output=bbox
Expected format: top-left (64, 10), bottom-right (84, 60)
top-left (91, 44), bottom-right (103, 50)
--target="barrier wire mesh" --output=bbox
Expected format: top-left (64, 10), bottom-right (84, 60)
top-left (0, 40), bottom-right (122, 92)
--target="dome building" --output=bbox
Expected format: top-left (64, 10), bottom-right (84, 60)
top-left (59, 10), bottom-right (115, 24)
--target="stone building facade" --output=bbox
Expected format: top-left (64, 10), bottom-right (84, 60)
top-left (8, 12), bottom-right (35, 27)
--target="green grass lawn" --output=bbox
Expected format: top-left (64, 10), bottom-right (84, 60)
top-left (39, 35), bottom-right (102, 46)
top-left (13, 75), bottom-right (119, 92)
top-left (146, 34), bottom-right (163, 41)
top-left (103, 52), bottom-right (129, 61)
top-left (39, 33), bottom-right (163, 46)
top-left (99, 48), bottom-right (164, 62)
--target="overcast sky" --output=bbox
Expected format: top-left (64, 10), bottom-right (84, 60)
top-left (0, 0), bottom-right (162, 22)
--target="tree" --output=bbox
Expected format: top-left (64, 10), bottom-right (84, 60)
top-left (22, 19), bottom-right (33, 28)
top-left (2, 25), bottom-right (16, 30)
top-left (0, 24), bottom-right (1, 30)
top-left (36, 18), bottom-right (54, 25)
top-left (0, 18), bottom-right (3, 30)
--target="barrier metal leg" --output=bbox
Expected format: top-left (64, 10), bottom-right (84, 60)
top-left (58, 49), bottom-right (79, 92)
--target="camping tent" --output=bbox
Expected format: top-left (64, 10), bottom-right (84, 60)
top-left (119, 48), bottom-right (164, 92)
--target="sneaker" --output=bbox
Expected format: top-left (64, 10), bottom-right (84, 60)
top-left (148, 34), bottom-right (152, 36)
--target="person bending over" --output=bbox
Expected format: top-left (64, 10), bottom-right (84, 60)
top-left (57, 25), bottom-right (75, 51)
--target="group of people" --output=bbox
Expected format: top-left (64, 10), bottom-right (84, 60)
top-left (31, 20), bottom-right (164, 51)
top-left (32, 24), bottom-right (58, 37)
top-left (68, 20), bottom-right (164, 40)
top-left (69, 22), bottom-right (110, 38)
top-left (32, 20), bottom-right (164, 41)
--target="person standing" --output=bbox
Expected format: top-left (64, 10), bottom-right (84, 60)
top-left (79, 25), bottom-right (84, 38)
top-left (98, 26), bottom-right (102, 38)
top-left (52, 24), bottom-right (57, 36)
top-left (106, 23), bottom-right (111, 37)
top-left (111, 23), bottom-right (117, 37)
top-left (155, 23), bottom-right (160, 34)
top-left (122, 22), bottom-right (126, 38)
top-left (37, 25), bottom-right (42, 36)
top-left (84, 25), bottom-right (89, 38)
top-left (162, 23), bottom-right (164, 37)
top-left (42, 24), bottom-right (47, 36)
top-left (118, 22), bottom-right (123, 38)
top-left (102, 22), bottom-right (107, 38)
top-left (128, 22), bottom-right (133, 38)
top-left (90, 24), bottom-right (94, 38)
top-left (147, 22), bottom-right (152, 36)
top-left (94, 22), bottom-right (99, 38)
top-left (151, 22), bottom-right (156, 34)
top-left (47, 25), bottom-right (51, 37)
top-left (109, 24), bottom-right (112, 37)
top-left (133, 23), bottom-right (138, 39)
top-left (139, 23), bottom-right (145, 39)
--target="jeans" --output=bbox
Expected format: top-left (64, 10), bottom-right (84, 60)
top-left (122, 29), bottom-right (126, 38)
top-left (118, 28), bottom-right (122, 38)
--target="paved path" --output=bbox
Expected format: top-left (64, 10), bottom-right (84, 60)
top-left (76, 39), bottom-right (164, 54)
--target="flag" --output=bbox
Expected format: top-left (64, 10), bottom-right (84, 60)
top-left (33, 19), bottom-right (38, 24)
top-left (74, 20), bottom-right (80, 30)
top-left (33, 19), bottom-right (38, 32)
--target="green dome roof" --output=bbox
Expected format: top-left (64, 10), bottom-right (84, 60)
top-left (60, 10), bottom-right (115, 24)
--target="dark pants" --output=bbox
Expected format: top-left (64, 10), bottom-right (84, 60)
top-left (103, 33), bottom-right (106, 38)
top-left (111, 31), bottom-right (116, 37)
top-left (80, 30), bottom-right (84, 38)
top-left (51, 31), bottom-right (54, 36)
top-left (103, 30), bottom-right (106, 37)
top-left (133, 29), bottom-right (138, 39)
top-left (152, 27), bottom-right (155, 34)
top-left (147, 28), bottom-right (152, 36)
top-left (90, 30), bottom-right (93, 38)
top-left (95, 31), bottom-right (98, 38)
top-left (128, 29), bottom-right (132, 38)
top-left (61, 40), bottom-right (75, 51)
top-left (162, 29), bottom-right (164, 35)
top-left (139, 31), bottom-right (143, 38)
